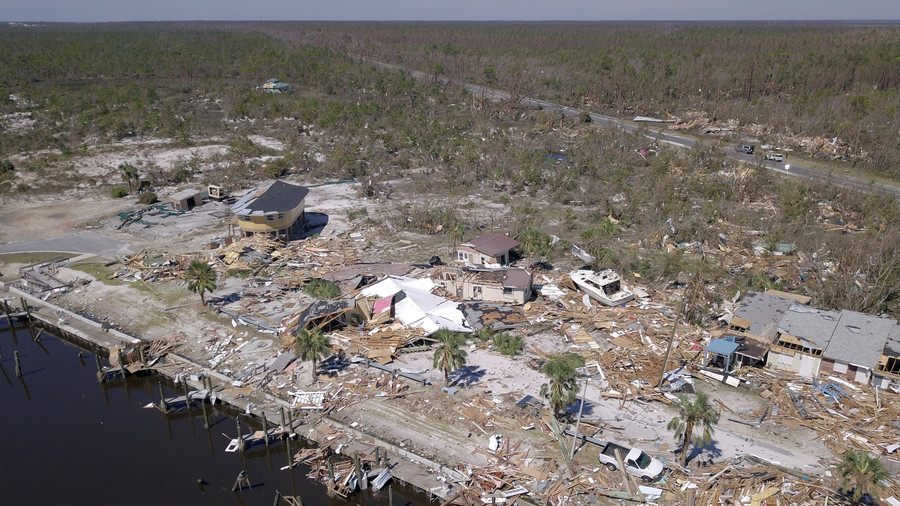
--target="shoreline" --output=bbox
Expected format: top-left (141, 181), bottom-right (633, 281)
top-left (5, 282), bottom-right (474, 503)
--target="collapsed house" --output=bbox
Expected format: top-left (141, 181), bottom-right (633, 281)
top-left (358, 275), bottom-right (471, 335)
top-left (432, 267), bottom-right (533, 305)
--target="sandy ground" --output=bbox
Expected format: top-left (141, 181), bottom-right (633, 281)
top-left (0, 136), bottom-right (841, 488)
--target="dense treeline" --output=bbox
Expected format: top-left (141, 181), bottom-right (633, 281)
top-left (0, 23), bottom-right (897, 319)
top-left (276, 22), bottom-right (900, 177)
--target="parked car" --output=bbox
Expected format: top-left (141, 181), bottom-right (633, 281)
top-left (765, 153), bottom-right (785, 162)
top-left (734, 145), bottom-right (755, 154)
top-left (597, 441), bottom-right (665, 482)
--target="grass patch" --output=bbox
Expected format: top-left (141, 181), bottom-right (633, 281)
top-left (68, 262), bottom-right (127, 286)
top-left (0, 252), bottom-right (77, 264)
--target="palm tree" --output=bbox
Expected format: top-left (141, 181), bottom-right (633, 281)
top-left (295, 327), bottom-right (332, 383)
top-left (539, 353), bottom-right (584, 418)
top-left (118, 162), bottom-right (139, 193)
top-left (839, 450), bottom-right (888, 503)
top-left (667, 390), bottom-right (719, 465)
top-left (432, 329), bottom-right (467, 386)
top-left (185, 260), bottom-right (217, 305)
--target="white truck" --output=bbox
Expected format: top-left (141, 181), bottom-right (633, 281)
top-left (597, 441), bottom-right (665, 482)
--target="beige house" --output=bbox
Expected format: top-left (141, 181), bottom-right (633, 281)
top-left (433, 267), bottom-right (533, 305)
top-left (231, 181), bottom-right (309, 240)
top-left (457, 234), bottom-right (519, 267)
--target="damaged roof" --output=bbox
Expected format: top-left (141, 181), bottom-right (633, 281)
top-left (734, 291), bottom-right (797, 340)
top-left (294, 299), bottom-right (356, 332)
top-left (359, 275), bottom-right (471, 335)
top-left (777, 305), bottom-right (841, 350)
top-left (884, 324), bottom-right (900, 358)
top-left (503, 268), bottom-right (532, 290)
top-left (231, 181), bottom-right (309, 216)
top-left (823, 310), bottom-right (894, 369)
top-left (461, 234), bottom-right (520, 257)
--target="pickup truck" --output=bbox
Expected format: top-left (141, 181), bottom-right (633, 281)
top-left (765, 152), bottom-right (784, 162)
top-left (597, 442), bottom-right (664, 482)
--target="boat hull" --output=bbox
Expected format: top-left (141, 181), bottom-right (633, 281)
top-left (570, 269), bottom-right (634, 306)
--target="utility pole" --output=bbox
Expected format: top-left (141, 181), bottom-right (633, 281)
top-left (658, 299), bottom-right (686, 388)
top-left (569, 376), bottom-right (589, 460)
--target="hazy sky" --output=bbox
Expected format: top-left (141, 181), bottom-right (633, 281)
top-left (5, 0), bottom-right (900, 23)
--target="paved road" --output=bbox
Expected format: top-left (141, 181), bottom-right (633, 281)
top-left (0, 231), bottom-right (136, 260)
top-left (371, 58), bottom-right (900, 199)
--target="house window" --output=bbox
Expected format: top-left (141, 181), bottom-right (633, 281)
top-left (503, 287), bottom-right (513, 295)
top-left (266, 214), bottom-right (276, 221)
top-left (278, 213), bottom-right (285, 220)
top-left (457, 252), bottom-right (466, 261)
top-left (241, 215), bottom-right (252, 222)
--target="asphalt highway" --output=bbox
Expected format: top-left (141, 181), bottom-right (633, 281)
top-left (371, 58), bottom-right (899, 199)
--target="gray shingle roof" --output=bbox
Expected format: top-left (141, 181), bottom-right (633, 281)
top-left (777, 305), bottom-right (841, 350)
top-left (885, 324), bottom-right (900, 359)
top-left (231, 181), bottom-right (309, 216)
top-left (823, 310), bottom-right (894, 369)
top-left (734, 291), bottom-right (796, 340)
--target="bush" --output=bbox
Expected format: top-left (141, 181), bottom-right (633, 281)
top-left (305, 279), bottom-right (341, 299)
top-left (111, 187), bottom-right (128, 198)
top-left (138, 192), bottom-right (158, 204)
top-left (493, 332), bottom-right (525, 357)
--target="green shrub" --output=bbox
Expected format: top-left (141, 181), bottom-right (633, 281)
top-left (493, 332), bottom-right (525, 357)
top-left (305, 279), bottom-right (341, 299)
top-left (111, 187), bottom-right (128, 198)
top-left (472, 327), bottom-right (499, 342)
top-left (138, 192), bottom-right (158, 204)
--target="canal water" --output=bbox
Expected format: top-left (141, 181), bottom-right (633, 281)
top-left (0, 326), bottom-right (429, 506)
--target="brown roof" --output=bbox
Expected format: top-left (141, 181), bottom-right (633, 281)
top-left (503, 268), bottom-right (533, 290)
top-left (461, 234), bottom-right (519, 257)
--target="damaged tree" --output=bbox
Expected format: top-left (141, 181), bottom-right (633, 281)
top-left (185, 260), bottom-right (217, 305)
top-left (295, 327), bottom-right (332, 383)
top-left (432, 329), bottom-right (467, 386)
top-left (667, 390), bottom-right (719, 466)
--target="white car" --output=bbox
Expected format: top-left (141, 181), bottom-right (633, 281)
top-left (765, 153), bottom-right (785, 162)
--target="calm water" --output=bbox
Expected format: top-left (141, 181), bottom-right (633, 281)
top-left (0, 326), bottom-right (428, 506)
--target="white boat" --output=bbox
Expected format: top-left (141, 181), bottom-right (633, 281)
top-left (569, 269), bottom-right (634, 306)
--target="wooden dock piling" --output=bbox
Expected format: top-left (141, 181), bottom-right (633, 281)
top-left (182, 381), bottom-right (192, 416)
top-left (4, 301), bottom-right (18, 343)
top-left (158, 381), bottom-right (168, 412)
top-left (14, 350), bottom-right (22, 377)
top-left (236, 418), bottom-right (244, 452)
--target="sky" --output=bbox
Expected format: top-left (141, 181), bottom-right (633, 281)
top-left (4, 0), bottom-right (900, 23)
